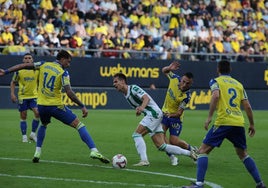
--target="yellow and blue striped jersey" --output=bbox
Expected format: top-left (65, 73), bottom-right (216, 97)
top-left (210, 75), bottom-right (247, 127)
top-left (162, 72), bottom-right (191, 122)
top-left (34, 61), bottom-right (70, 106)
top-left (12, 69), bottom-right (39, 100)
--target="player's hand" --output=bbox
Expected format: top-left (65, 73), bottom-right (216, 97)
top-left (136, 106), bottom-right (143, 116)
top-left (81, 106), bottom-right (88, 118)
top-left (204, 117), bottom-right (212, 130)
top-left (0, 69), bottom-right (5, 76)
top-left (11, 94), bottom-right (17, 103)
top-left (248, 125), bottom-right (255, 137)
top-left (169, 61), bottom-right (180, 71)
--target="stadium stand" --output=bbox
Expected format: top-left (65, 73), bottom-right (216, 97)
top-left (0, 0), bottom-right (267, 62)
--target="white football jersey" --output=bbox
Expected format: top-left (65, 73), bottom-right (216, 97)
top-left (125, 85), bottom-right (162, 119)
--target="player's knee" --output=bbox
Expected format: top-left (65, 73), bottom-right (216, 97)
top-left (75, 122), bottom-right (85, 130)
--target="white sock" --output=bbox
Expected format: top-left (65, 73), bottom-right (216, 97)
top-left (91, 148), bottom-right (98, 152)
top-left (165, 144), bottom-right (191, 156)
top-left (36, 147), bottom-right (41, 153)
top-left (133, 136), bottom-right (148, 161)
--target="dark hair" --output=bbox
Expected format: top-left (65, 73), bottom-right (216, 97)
top-left (113, 72), bottom-right (127, 83)
top-left (218, 60), bottom-right (231, 74)
top-left (23, 53), bottom-right (32, 57)
top-left (56, 50), bottom-right (72, 60)
top-left (184, 72), bottom-right (194, 79)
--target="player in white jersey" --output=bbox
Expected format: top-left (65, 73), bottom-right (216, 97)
top-left (113, 73), bottom-right (198, 166)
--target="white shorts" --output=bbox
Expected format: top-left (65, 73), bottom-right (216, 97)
top-left (139, 114), bottom-right (163, 136)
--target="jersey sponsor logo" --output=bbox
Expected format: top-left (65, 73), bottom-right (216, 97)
top-left (99, 63), bottom-right (159, 78)
top-left (24, 77), bottom-right (35, 82)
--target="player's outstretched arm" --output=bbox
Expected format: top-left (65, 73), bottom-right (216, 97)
top-left (0, 63), bottom-right (34, 76)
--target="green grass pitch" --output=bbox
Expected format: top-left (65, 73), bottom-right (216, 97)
top-left (0, 109), bottom-right (267, 188)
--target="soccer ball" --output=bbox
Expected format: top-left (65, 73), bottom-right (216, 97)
top-left (112, 154), bottom-right (127, 169)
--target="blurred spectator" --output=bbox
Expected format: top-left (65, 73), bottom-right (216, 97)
top-left (33, 28), bottom-right (45, 46)
top-left (66, 20), bottom-right (76, 36)
top-left (13, 4), bottom-right (23, 22)
top-left (129, 10), bottom-right (139, 26)
top-left (25, 0), bottom-right (37, 20)
top-left (13, 28), bottom-right (29, 45)
top-left (36, 40), bottom-right (50, 56)
top-left (40, 0), bottom-right (54, 17)
top-left (50, 31), bottom-right (61, 47)
top-left (102, 42), bottom-right (119, 58)
top-left (143, 35), bottom-right (157, 58)
top-left (49, 6), bottom-right (63, 28)
top-left (2, 41), bottom-right (26, 55)
top-left (120, 11), bottom-right (132, 26)
top-left (150, 13), bottom-right (161, 29)
top-left (44, 18), bottom-right (55, 34)
top-left (61, 9), bottom-right (72, 25)
top-left (70, 9), bottom-right (80, 24)
top-left (88, 32), bottom-right (103, 57)
top-left (24, 39), bottom-right (36, 55)
top-left (63, 0), bottom-right (77, 13)
top-left (129, 24), bottom-right (141, 42)
top-left (157, 34), bottom-right (172, 52)
top-left (223, 36), bottom-right (234, 54)
top-left (213, 36), bottom-right (224, 54)
top-left (111, 31), bottom-right (123, 50)
top-left (181, 1), bottom-right (193, 15)
top-left (2, 13), bottom-right (12, 27)
top-left (134, 2), bottom-right (145, 17)
top-left (1, 26), bottom-right (13, 45)
top-left (42, 32), bottom-right (51, 44)
top-left (231, 35), bottom-right (241, 53)
top-left (139, 12), bottom-right (151, 28)
top-left (75, 18), bottom-right (87, 40)
top-left (122, 32), bottom-right (133, 49)
top-left (169, 2), bottom-right (181, 30)
top-left (132, 34), bottom-right (145, 59)
top-left (57, 29), bottom-right (70, 47)
top-left (197, 26), bottom-right (210, 45)
top-left (245, 47), bottom-right (255, 62)
top-left (76, 0), bottom-right (91, 19)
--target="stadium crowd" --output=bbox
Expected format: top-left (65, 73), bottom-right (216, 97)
top-left (0, 0), bottom-right (268, 62)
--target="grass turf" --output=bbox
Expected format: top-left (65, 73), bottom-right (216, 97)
top-left (0, 109), bottom-right (267, 188)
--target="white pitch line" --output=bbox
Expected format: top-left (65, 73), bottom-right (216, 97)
top-left (0, 173), bottom-right (179, 188)
top-left (0, 157), bottom-right (223, 188)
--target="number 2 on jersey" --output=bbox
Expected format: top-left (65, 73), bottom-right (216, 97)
top-left (228, 88), bottom-right (237, 107)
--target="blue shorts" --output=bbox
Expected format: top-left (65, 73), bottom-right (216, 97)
top-left (203, 125), bottom-right (247, 150)
top-left (161, 115), bottom-right (183, 136)
top-left (18, 98), bottom-right (38, 112)
top-left (37, 105), bottom-right (77, 125)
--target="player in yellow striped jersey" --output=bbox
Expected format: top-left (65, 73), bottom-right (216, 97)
top-left (183, 60), bottom-right (266, 188)
top-left (0, 50), bottom-right (109, 164)
top-left (10, 53), bottom-right (39, 143)
top-left (161, 61), bottom-right (197, 166)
